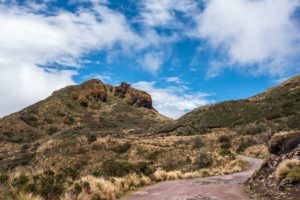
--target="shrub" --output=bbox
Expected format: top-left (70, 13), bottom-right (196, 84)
top-left (286, 166), bottom-right (300, 182)
top-left (102, 160), bottom-right (134, 177)
top-left (137, 148), bottom-right (160, 160)
top-left (73, 183), bottom-right (82, 195)
top-left (0, 172), bottom-right (9, 184)
top-left (86, 134), bottom-right (97, 143)
top-left (218, 135), bottom-right (231, 149)
top-left (191, 136), bottom-right (204, 149)
top-left (218, 135), bottom-right (231, 143)
top-left (196, 149), bottom-right (213, 168)
top-left (33, 170), bottom-right (65, 200)
top-left (20, 112), bottom-right (38, 127)
top-left (219, 149), bottom-right (232, 157)
top-left (48, 127), bottom-right (58, 135)
top-left (62, 167), bottom-right (79, 180)
top-left (111, 141), bottom-right (131, 153)
top-left (275, 159), bottom-right (300, 184)
top-left (12, 175), bottom-right (29, 186)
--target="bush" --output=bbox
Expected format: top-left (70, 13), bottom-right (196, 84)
top-left (0, 173), bottom-right (9, 184)
top-left (102, 160), bottom-right (134, 177)
top-left (32, 170), bottom-right (65, 200)
top-left (12, 175), bottom-right (29, 186)
top-left (219, 149), bottom-right (232, 157)
top-left (137, 148), bottom-right (160, 160)
top-left (111, 141), bottom-right (131, 153)
top-left (196, 149), bottom-right (213, 168)
top-left (86, 134), bottom-right (97, 143)
top-left (276, 159), bottom-right (300, 184)
top-left (20, 112), bottom-right (38, 127)
top-left (62, 167), bottom-right (79, 180)
top-left (191, 136), bottom-right (204, 149)
top-left (48, 127), bottom-right (58, 135)
top-left (219, 135), bottom-right (231, 149)
top-left (218, 135), bottom-right (231, 143)
top-left (101, 160), bottom-right (152, 177)
top-left (73, 183), bottom-right (82, 195)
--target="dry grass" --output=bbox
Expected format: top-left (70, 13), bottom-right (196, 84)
top-left (17, 193), bottom-right (43, 200)
top-left (275, 159), bottom-right (300, 184)
top-left (244, 145), bottom-right (269, 159)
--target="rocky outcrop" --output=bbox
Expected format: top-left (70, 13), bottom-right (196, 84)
top-left (269, 131), bottom-right (300, 155)
top-left (114, 82), bottom-right (153, 109)
top-left (73, 79), bottom-right (108, 107)
top-left (246, 148), bottom-right (300, 199)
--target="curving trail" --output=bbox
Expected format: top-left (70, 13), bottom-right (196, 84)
top-left (126, 156), bottom-right (263, 200)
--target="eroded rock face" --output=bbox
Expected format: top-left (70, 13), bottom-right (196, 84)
top-left (269, 131), bottom-right (300, 155)
top-left (114, 82), bottom-right (131, 98)
top-left (114, 82), bottom-right (153, 109)
top-left (76, 79), bottom-right (108, 107)
top-left (72, 80), bottom-right (153, 109)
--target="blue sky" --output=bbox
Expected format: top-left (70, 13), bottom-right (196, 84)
top-left (0, 0), bottom-right (300, 118)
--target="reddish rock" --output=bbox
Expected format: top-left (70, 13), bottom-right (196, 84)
top-left (115, 82), bottom-right (131, 98)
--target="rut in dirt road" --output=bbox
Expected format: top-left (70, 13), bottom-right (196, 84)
top-left (126, 156), bottom-right (263, 200)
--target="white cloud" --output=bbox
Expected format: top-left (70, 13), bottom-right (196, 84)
top-left (0, 2), bottom-right (140, 116)
top-left (139, 52), bottom-right (164, 74)
top-left (162, 76), bottom-right (186, 84)
top-left (195, 0), bottom-right (300, 76)
top-left (133, 81), bottom-right (212, 119)
top-left (139, 0), bottom-right (198, 28)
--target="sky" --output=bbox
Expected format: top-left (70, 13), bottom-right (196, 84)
top-left (1, 0), bottom-right (300, 119)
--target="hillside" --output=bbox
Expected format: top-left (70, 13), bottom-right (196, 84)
top-left (160, 75), bottom-right (300, 137)
top-left (0, 79), bottom-right (248, 200)
top-left (2, 75), bottom-right (300, 200)
top-left (0, 79), bottom-right (171, 171)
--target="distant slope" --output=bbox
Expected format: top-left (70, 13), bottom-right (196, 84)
top-left (160, 75), bottom-right (300, 135)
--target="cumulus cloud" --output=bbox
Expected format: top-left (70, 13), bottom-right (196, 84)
top-left (0, 2), bottom-right (140, 116)
top-left (133, 81), bottom-right (212, 118)
top-left (139, 0), bottom-right (198, 28)
top-left (138, 52), bottom-right (164, 74)
top-left (196, 0), bottom-right (300, 76)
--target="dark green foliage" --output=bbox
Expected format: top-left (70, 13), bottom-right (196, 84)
top-left (219, 135), bottom-right (232, 149)
top-left (82, 181), bottom-right (90, 190)
top-left (48, 127), bottom-right (58, 135)
top-left (73, 183), bottom-right (82, 195)
top-left (101, 160), bottom-right (152, 177)
top-left (287, 115), bottom-right (300, 129)
top-left (102, 160), bottom-right (134, 177)
top-left (111, 141), bottom-right (131, 153)
top-left (86, 134), bottom-right (97, 143)
top-left (219, 149), bottom-right (234, 157)
top-left (219, 135), bottom-right (231, 143)
top-left (20, 112), bottom-right (38, 127)
top-left (2, 132), bottom-right (23, 143)
top-left (133, 162), bottom-right (154, 176)
top-left (0, 172), bottom-right (8, 184)
top-left (31, 170), bottom-right (65, 200)
top-left (62, 167), bottom-right (79, 180)
top-left (196, 149), bottom-right (213, 168)
top-left (64, 116), bottom-right (75, 125)
top-left (12, 175), bottom-right (29, 186)
top-left (192, 136), bottom-right (204, 149)
top-left (137, 148), bottom-right (160, 160)
top-left (238, 123), bottom-right (267, 135)
top-left (91, 171), bottom-right (101, 177)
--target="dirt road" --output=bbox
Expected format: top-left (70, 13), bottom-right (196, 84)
top-left (126, 156), bottom-right (263, 200)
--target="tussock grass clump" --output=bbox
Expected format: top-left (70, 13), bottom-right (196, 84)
top-left (275, 159), bottom-right (300, 184)
top-left (17, 193), bottom-right (43, 200)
